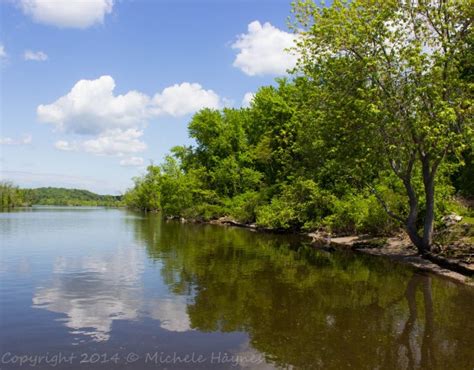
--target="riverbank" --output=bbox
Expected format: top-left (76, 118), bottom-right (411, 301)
top-left (318, 234), bottom-right (474, 286)
top-left (171, 215), bottom-right (474, 286)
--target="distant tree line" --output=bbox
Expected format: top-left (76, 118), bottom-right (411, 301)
top-left (0, 184), bottom-right (122, 208)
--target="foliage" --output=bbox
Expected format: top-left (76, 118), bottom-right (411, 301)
top-left (291, 0), bottom-right (472, 251)
top-left (125, 1), bottom-right (472, 246)
top-left (451, 148), bottom-right (474, 198)
top-left (123, 165), bottom-right (161, 211)
top-left (0, 184), bottom-right (122, 208)
top-left (256, 179), bottom-right (335, 231)
top-left (225, 191), bottom-right (264, 224)
top-left (0, 182), bottom-right (27, 209)
top-left (27, 187), bottom-right (122, 206)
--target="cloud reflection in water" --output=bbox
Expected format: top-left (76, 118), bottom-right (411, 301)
top-left (32, 245), bottom-right (192, 342)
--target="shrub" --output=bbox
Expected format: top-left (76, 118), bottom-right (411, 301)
top-left (226, 191), bottom-right (264, 224)
top-left (256, 180), bottom-right (334, 230)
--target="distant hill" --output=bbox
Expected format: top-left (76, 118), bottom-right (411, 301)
top-left (24, 187), bottom-right (122, 206)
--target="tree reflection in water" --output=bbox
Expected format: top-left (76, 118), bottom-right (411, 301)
top-left (396, 274), bottom-right (435, 370)
top-left (130, 213), bottom-right (474, 370)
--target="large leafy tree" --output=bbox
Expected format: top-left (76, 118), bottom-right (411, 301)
top-left (292, 0), bottom-right (472, 253)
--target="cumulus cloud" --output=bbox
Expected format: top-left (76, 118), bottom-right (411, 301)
top-left (39, 76), bottom-right (225, 163)
top-left (119, 157), bottom-right (144, 167)
top-left (0, 134), bottom-right (32, 145)
top-left (20, 0), bottom-right (114, 29)
top-left (55, 129), bottom-right (146, 156)
top-left (232, 21), bottom-right (298, 76)
top-left (24, 50), bottom-right (48, 61)
top-left (242, 92), bottom-right (255, 108)
top-left (151, 82), bottom-right (222, 116)
top-left (38, 75), bottom-right (150, 135)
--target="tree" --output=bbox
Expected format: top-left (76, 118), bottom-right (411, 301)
top-left (0, 181), bottom-right (23, 208)
top-left (123, 164), bottom-right (161, 211)
top-left (292, 0), bottom-right (473, 253)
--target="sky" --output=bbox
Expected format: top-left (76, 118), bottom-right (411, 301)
top-left (0, 0), bottom-right (299, 194)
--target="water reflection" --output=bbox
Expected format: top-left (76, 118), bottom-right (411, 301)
top-left (147, 297), bottom-right (191, 332)
top-left (32, 246), bottom-right (144, 341)
top-left (2, 209), bottom-right (470, 369)
top-left (130, 215), bottom-right (474, 370)
top-left (396, 275), bottom-right (435, 370)
top-left (32, 241), bottom-right (193, 342)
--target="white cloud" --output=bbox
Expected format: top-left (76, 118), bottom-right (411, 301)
top-left (39, 76), bottom-right (226, 164)
top-left (232, 21), bottom-right (298, 76)
top-left (20, 0), bottom-right (113, 29)
top-left (38, 75), bottom-right (150, 135)
top-left (0, 44), bottom-right (7, 60)
top-left (54, 140), bottom-right (74, 151)
top-left (151, 82), bottom-right (222, 116)
top-left (74, 129), bottom-right (146, 156)
top-left (38, 76), bottom-right (222, 135)
top-left (242, 92), bottom-right (255, 108)
top-left (24, 50), bottom-right (48, 61)
top-left (0, 134), bottom-right (32, 145)
top-left (54, 129), bottom-right (146, 157)
top-left (119, 156), bottom-right (144, 167)
top-left (37, 76), bottom-right (225, 166)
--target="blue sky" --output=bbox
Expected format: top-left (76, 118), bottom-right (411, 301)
top-left (0, 0), bottom-right (298, 194)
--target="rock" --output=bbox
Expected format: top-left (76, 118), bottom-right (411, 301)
top-left (431, 244), bottom-right (441, 253)
top-left (442, 213), bottom-right (463, 227)
top-left (309, 231), bottom-right (332, 245)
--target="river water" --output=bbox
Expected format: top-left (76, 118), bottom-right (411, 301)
top-left (0, 207), bottom-right (472, 369)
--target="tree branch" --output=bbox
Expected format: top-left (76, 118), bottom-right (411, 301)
top-left (369, 186), bottom-right (405, 224)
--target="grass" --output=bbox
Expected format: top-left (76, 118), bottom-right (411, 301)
top-left (462, 216), bottom-right (474, 225)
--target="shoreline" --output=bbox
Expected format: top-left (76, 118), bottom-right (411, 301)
top-left (172, 216), bottom-right (474, 286)
top-left (325, 235), bottom-right (474, 287)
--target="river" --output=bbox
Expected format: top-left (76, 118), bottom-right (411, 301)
top-left (0, 206), bottom-right (472, 369)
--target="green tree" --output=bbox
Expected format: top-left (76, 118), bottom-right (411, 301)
top-left (26, 187), bottom-right (121, 206)
top-left (292, 0), bottom-right (473, 253)
top-left (0, 181), bottom-right (24, 209)
top-left (124, 164), bottom-right (161, 211)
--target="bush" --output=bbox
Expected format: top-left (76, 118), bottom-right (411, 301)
top-left (322, 195), bottom-right (367, 235)
top-left (226, 191), bottom-right (264, 223)
top-left (256, 197), bottom-right (298, 230)
top-left (323, 190), bottom-right (402, 236)
top-left (256, 180), bottom-right (335, 230)
top-left (184, 203), bottom-right (225, 221)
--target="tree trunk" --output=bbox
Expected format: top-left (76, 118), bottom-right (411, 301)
top-left (422, 178), bottom-right (435, 253)
top-left (403, 158), bottom-right (436, 254)
top-left (421, 158), bottom-right (436, 253)
top-left (402, 178), bottom-right (425, 254)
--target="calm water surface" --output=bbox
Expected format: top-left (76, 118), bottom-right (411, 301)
top-left (0, 207), bottom-right (473, 369)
